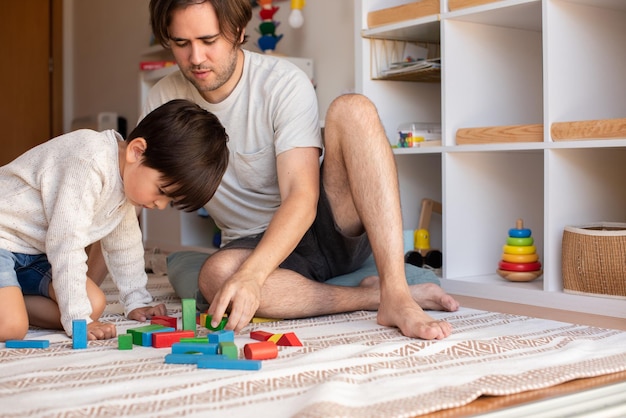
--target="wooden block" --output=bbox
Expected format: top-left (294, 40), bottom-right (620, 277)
top-left (127, 324), bottom-right (167, 345)
top-left (277, 332), bottom-right (303, 347)
top-left (197, 358), bottom-right (261, 371)
top-left (117, 333), bottom-right (133, 350)
top-left (5, 339), bottom-right (50, 349)
top-left (179, 337), bottom-right (209, 344)
top-left (249, 330), bottom-right (273, 341)
top-left (152, 330), bottom-right (195, 348)
top-left (267, 333), bottom-right (282, 344)
top-left (181, 298), bottom-right (196, 332)
top-left (165, 353), bottom-right (227, 365)
top-left (456, 123), bottom-right (543, 145)
top-left (251, 317), bottom-right (282, 323)
top-left (244, 341), bottom-right (278, 360)
top-left (367, 0), bottom-right (439, 28)
top-left (219, 342), bottom-right (238, 360)
top-left (141, 327), bottom-right (175, 346)
top-left (551, 117), bottom-right (626, 141)
top-left (151, 315), bottom-right (177, 329)
top-left (171, 342), bottom-right (219, 355)
top-left (448, 0), bottom-right (502, 11)
top-left (72, 319), bottom-right (88, 349)
top-left (208, 329), bottom-right (235, 344)
top-left (205, 314), bottom-right (228, 331)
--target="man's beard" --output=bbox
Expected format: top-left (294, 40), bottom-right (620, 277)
top-left (184, 49), bottom-right (238, 94)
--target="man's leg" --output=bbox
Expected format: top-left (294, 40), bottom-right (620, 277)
top-left (321, 94), bottom-right (458, 338)
top-left (198, 248), bottom-right (449, 319)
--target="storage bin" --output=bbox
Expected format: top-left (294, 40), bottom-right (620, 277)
top-left (562, 223), bottom-right (626, 298)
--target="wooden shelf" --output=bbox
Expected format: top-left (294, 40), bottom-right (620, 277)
top-left (372, 66), bottom-right (440, 82)
top-left (551, 117), bottom-right (626, 141)
top-left (456, 123), bottom-right (543, 145)
top-left (367, 0), bottom-right (440, 29)
top-left (448, 0), bottom-right (504, 11)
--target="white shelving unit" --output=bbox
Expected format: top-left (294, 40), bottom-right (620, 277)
top-left (356, 0), bottom-right (626, 318)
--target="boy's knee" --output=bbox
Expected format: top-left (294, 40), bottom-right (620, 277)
top-left (0, 318), bottom-right (29, 342)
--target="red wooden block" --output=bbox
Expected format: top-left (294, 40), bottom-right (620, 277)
top-left (151, 315), bottom-right (178, 329)
top-left (249, 330), bottom-right (273, 341)
top-left (152, 330), bottom-right (196, 348)
top-left (277, 332), bottom-right (302, 347)
top-left (244, 341), bottom-right (278, 360)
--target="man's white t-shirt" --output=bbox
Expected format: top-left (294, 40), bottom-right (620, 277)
top-left (142, 50), bottom-right (323, 244)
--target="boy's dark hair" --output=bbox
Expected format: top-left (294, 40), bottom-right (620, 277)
top-left (127, 99), bottom-right (229, 212)
top-left (149, 0), bottom-right (252, 48)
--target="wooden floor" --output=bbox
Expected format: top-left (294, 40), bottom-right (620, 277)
top-left (454, 295), bottom-right (626, 331)
top-left (417, 295), bottom-right (626, 417)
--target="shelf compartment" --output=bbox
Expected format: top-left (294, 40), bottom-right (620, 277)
top-left (551, 118), bottom-right (626, 142)
top-left (367, 0), bottom-right (440, 29)
top-left (369, 38), bottom-right (440, 82)
top-left (456, 123), bottom-right (543, 145)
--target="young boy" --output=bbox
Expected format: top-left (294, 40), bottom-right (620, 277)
top-left (0, 99), bottom-right (229, 341)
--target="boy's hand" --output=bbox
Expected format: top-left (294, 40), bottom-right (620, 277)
top-left (87, 320), bottom-right (117, 340)
top-left (128, 303), bottom-right (167, 322)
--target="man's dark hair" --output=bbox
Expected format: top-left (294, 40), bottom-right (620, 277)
top-left (149, 0), bottom-right (252, 48)
top-left (127, 99), bottom-right (229, 212)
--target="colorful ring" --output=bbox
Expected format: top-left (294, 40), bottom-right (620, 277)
top-left (506, 236), bottom-right (534, 246)
top-left (503, 244), bottom-right (536, 255)
top-left (498, 260), bottom-right (542, 272)
top-left (508, 228), bottom-right (531, 238)
top-left (502, 253), bottom-right (539, 263)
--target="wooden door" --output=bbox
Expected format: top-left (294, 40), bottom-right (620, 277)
top-left (0, 0), bottom-right (62, 166)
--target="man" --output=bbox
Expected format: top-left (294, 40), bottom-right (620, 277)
top-left (142, 0), bottom-right (459, 339)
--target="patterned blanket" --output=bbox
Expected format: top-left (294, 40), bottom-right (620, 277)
top-left (2, 274), bottom-right (626, 417)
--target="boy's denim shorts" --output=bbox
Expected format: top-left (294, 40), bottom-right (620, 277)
top-left (0, 248), bottom-right (52, 297)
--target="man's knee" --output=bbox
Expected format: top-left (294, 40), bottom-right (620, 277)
top-left (327, 94), bottom-right (377, 121)
top-left (197, 254), bottom-right (231, 299)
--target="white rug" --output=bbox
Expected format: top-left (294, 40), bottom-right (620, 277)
top-left (1, 275), bottom-right (626, 418)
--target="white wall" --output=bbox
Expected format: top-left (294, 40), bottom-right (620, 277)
top-left (65, 0), bottom-right (354, 132)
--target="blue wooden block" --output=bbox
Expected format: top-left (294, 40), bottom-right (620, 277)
top-left (72, 319), bottom-right (88, 349)
top-left (208, 329), bottom-right (235, 343)
top-left (164, 353), bottom-right (227, 365)
top-left (141, 326), bottom-right (175, 347)
top-left (197, 358), bottom-right (262, 371)
top-left (171, 342), bottom-right (218, 355)
top-left (5, 339), bottom-right (50, 349)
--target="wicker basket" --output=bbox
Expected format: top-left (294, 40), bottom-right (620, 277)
top-left (562, 223), bottom-right (626, 298)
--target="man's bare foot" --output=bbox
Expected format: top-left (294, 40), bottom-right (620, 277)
top-left (360, 276), bottom-right (460, 313)
top-left (378, 297), bottom-right (453, 340)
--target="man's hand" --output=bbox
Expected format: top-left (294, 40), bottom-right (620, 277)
top-left (207, 273), bottom-right (262, 333)
top-left (87, 320), bottom-right (117, 340)
top-left (128, 303), bottom-right (167, 322)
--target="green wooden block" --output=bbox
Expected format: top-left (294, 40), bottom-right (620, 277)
top-left (206, 314), bottom-right (228, 331)
top-left (181, 298), bottom-right (197, 332)
top-left (179, 337), bottom-right (209, 344)
top-left (118, 333), bottom-right (133, 350)
top-left (127, 324), bottom-right (167, 345)
top-left (219, 342), bottom-right (238, 360)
